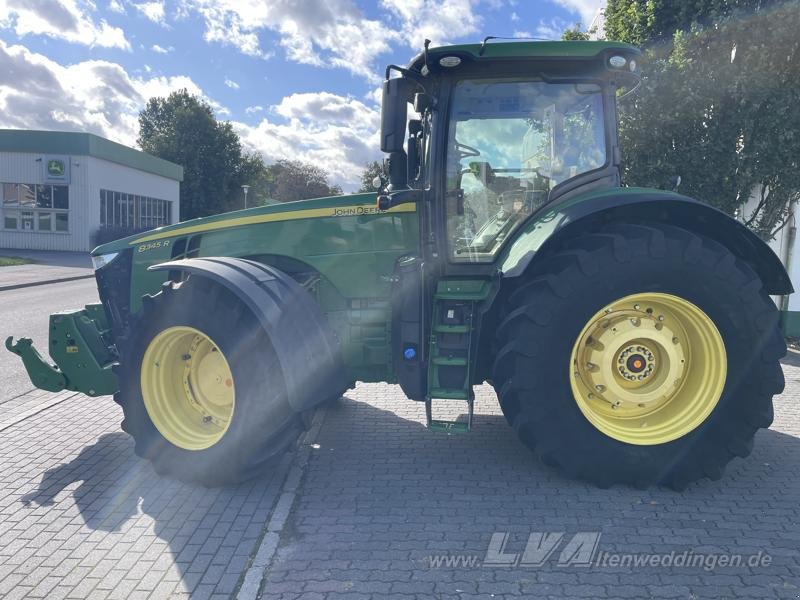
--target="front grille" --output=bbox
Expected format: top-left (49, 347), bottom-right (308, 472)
top-left (94, 248), bottom-right (133, 340)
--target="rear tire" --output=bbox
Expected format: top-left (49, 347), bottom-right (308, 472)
top-left (115, 268), bottom-right (336, 486)
top-left (493, 223), bottom-right (785, 489)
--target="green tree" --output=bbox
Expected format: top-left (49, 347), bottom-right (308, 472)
top-left (264, 159), bottom-right (342, 202)
top-left (229, 153), bottom-right (274, 210)
top-left (357, 161), bottom-right (384, 193)
top-left (138, 89), bottom-right (264, 219)
top-left (562, 24), bottom-right (591, 40)
top-left (605, 0), bottom-right (777, 47)
top-left (606, 1), bottom-right (800, 237)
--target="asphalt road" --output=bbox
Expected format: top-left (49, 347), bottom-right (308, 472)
top-left (0, 278), bottom-right (99, 403)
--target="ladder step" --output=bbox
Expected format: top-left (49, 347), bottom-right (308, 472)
top-left (428, 420), bottom-right (470, 434)
top-left (425, 394), bottom-right (474, 433)
top-left (434, 324), bottom-right (469, 333)
top-left (428, 388), bottom-right (470, 399)
top-left (432, 356), bottom-right (468, 366)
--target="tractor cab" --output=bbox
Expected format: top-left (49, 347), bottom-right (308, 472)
top-left (378, 40), bottom-right (643, 427)
top-left (378, 39), bottom-right (641, 270)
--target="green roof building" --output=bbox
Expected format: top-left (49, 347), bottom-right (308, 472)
top-left (0, 129), bottom-right (183, 252)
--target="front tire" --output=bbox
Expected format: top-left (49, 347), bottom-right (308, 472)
top-left (493, 223), bottom-right (785, 489)
top-left (115, 269), bottom-right (329, 486)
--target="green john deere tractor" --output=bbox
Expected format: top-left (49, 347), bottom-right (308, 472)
top-left (7, 40), bottom-right (791, 489)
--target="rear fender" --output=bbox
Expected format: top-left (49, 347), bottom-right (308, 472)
top-left (499, 188), bottom-right (793, 295)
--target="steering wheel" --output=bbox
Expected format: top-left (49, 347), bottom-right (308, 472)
top-left (456, 141), bottom-right (481, 159)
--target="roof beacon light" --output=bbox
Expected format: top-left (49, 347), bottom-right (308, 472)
top-left (439, 56), bottom-right (461, 68)
top-left (609, 55), bottom-right (627, 69)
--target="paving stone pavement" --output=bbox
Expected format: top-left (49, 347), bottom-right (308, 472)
top-left (1, 354), bottom-right (800, 599)
top-left (0, 394), bottom-right (289, 599)
top-left (260, 354), bottom-right (800, 600)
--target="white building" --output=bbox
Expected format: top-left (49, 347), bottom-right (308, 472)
top-left (0, 129), bottom-right (182, 252)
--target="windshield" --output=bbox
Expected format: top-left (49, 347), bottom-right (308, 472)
top-left (445, 79), bottom-right (607, 263)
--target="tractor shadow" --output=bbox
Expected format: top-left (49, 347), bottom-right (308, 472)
top-left (20, 430), bottom-right (284, 595)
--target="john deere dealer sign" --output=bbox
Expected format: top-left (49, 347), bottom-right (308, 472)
top-left (42, 155), bottom-right (71, 184)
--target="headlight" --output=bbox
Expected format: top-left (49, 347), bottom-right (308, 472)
top-left (92, 252), bottom-right (119, 270)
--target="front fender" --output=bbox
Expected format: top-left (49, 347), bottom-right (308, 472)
top-left (499, 187), bottom-right (793, 295)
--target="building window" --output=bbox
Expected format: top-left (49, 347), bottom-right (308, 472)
top-left (1, 182), bottom-right (69, 232)
top-left (100, 189), bottom-right (171, 230)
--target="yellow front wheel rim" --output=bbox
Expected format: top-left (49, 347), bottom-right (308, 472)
top-left (141, 326), bottom-right (235, 450)
top-left (569, 293), bottom-right (726, 445)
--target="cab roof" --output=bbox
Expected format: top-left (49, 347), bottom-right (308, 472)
top-left (408, 40), bottom-right (641, 71)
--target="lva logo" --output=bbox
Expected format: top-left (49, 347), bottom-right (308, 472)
top-left (483, 531), bottom-right (600, 567)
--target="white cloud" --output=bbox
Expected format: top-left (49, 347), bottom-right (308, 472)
top-left (513, 30), bottom-right (533, 38)
top-left (183, 0), bottom-right (394, 80)
top-left (151, 44), bottom-right (173, 54)
top-left (108, 0), bottom-right (124, 13)
top-left (177, 0), bottom-right (495, 80)
top-left (0, 0), bottom-right (131, 50)
top-left (380, 0), bottom-right (483, 49)
top-left (552, 0), bottom-right (601, 29)
top-left (224, 78), bottom-right (239, 90)
top-left (245, 105), bottom-right (263, 114)
top-left (0, 39), bottom-right (213, 147)
top-left (535, 17), bottom-right (574, 40)
top-left (235, 91), bottom-right (382, 190)
top-left (133, 1), bottom-right (166, 25)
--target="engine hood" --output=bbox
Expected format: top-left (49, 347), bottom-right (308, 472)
top-left (91, 192), bottom-right (400, 255)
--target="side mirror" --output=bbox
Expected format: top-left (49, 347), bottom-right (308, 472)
top-left (381, 77), bottom-right (409, 154)
top-left (381, 76), bottom-right (416, 190)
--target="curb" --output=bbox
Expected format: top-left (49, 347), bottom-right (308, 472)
top-left (236, 405), bottom-right (329, 600)
top-left (0, 273), bottom-right (95, 292)
top-left (0, 390), bottom-right (81, 432)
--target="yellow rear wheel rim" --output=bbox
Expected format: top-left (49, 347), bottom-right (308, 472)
top-left (141, 326), bottom-right (235, 450)
top-left (569, 293), bottom-right (726, 445)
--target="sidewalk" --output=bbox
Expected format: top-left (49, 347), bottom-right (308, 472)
top-left (0, 249), bottom-right (93, 291)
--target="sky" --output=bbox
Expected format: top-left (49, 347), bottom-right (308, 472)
top-left (0, 0), bottom-right (602, 191)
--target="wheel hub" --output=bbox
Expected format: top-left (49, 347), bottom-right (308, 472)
top-left (569, 293), bottom-right (726, 445)
top-left (141, 326), bottom-right (236, 451)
